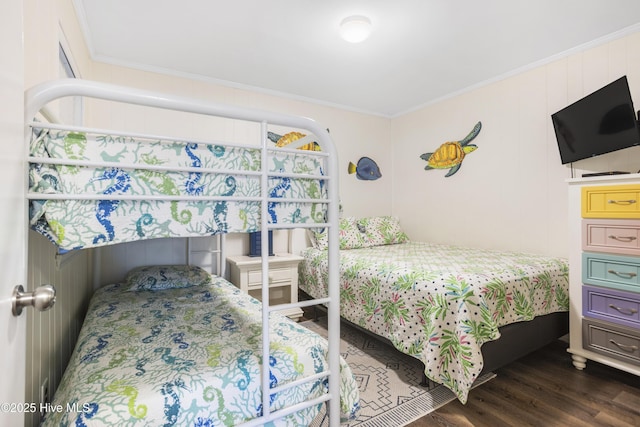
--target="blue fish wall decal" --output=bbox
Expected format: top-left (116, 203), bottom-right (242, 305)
top-left (348, 157), bottom-right (382, 180)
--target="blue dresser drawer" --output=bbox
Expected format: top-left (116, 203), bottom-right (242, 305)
top-left (582, 252), bottom-right (640, 293)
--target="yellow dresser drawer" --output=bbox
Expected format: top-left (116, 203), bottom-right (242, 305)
top-left (582, 185), bottom-right (640, 218)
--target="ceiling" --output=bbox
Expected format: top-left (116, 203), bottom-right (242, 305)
top-left (73, 0), bottom-right (640, 117)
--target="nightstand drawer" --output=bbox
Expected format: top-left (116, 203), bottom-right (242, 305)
top-left (226, 253), bottom-right (304, 320)
top-left (582, 252), bottom-right (640, 293)
top-left (582, 318), bottom-right (640, 366)
top-left (583, 285), bottom-right (640, 329)
top-left (582, 219), bottom-right (640, 256)
top-left (247, 267), bottom-right (293, 286)
top-left (249, 285), bottom-right (291, 305)
top-left (582, 185), bottom-right (640, 219)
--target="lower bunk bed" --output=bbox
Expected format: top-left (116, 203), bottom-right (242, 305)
top-left (43, 264), bottom-right (360, 426)
top-left (299, 216), bottom-right (570, 404)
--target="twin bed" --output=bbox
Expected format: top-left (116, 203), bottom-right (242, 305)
top-left (45, 266), bottom-right (360, 426)
top-left (26, 79), bottom-right (570, 426)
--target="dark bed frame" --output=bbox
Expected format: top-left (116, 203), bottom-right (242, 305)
top-left (479, 311), bottom-right (568, 374)
top-left (302, 291), bottom-right (569, 385)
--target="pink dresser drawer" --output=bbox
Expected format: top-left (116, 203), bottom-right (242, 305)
top-left (583, 219), bottom-right (640, 256)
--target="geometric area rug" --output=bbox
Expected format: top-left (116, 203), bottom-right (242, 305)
top-left (302, 318), bottom-right (496, 427)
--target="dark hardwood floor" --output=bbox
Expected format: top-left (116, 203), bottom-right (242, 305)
top-left (299, 305), bottom-right (640, 426)
top-left (407, 338), bottom-right (640, 427)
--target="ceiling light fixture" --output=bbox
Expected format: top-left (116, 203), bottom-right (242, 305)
top-left (339, 15), bottom-right (372, 43)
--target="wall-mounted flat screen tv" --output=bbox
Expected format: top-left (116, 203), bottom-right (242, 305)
top-left (552, 76), bottom-right (640, 165)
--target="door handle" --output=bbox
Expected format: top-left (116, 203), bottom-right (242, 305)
top-left (12, 284), bottom-right (56, 316)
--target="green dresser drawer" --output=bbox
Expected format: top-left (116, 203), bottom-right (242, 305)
top-left (582, 252), bottom-right (640, 293)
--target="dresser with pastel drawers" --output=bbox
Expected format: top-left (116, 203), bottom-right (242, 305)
top-left (568, 175), bottom-right (640, 376)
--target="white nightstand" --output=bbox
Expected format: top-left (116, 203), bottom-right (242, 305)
top-left (227, 253), bottom-right (304, 320)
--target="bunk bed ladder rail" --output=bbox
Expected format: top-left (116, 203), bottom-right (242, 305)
top-left (24, 79), bottom-right (342, 426)
top-left (244, 121), bottom-right (341, 426)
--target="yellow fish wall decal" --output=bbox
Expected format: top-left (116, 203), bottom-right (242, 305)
top-left (267, 131), bottom-right (321, 151)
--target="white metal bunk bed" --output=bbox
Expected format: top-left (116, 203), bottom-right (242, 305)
top-left (25, 79), bottom-right (351, 426)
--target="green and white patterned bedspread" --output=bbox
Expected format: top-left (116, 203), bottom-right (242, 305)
top-left (29, 128), bottom-right (326, 251)
top-left (43, 276), bottom-right (359, 426)
top-left (299, 241), bottom-right (569, 404)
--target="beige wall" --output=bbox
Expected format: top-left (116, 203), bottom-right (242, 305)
top-left (391, 32), bottom-right (640, 257)
top-left (25, 0), bottom-right (394, 279)
top-left (80, 24), bottom-right (640, 261)
top-left (72, 64), bottom-right (392, 268)
top-left (27, 5), bottom-right (640, 255)
top-left (86, 64), bottom-right (394, 220)
top-left (24, 0), bottom-right (92, 86)
top-left (31, 3), bottom-right (640, 267)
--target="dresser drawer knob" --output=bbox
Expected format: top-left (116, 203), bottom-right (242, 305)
top-left (608, 235), bottom-right (637, 242)
top-left (607, 269), bottom-right (638, 279)
top-left (609, 339), bottom-right (638, 353)
top-left (608, 304), bottom-right (639, 316)
top-left (607, 199), bottom-right (637, 205)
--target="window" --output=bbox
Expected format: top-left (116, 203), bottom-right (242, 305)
top-left (58, 43), bottom-right (82, 126)
top-left (59, 44), bottom-right (75, 78)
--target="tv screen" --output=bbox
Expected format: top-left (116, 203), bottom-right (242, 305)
top-left (552, 76), bottom-right (640, 165)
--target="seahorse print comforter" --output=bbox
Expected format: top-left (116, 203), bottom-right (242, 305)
top-left (29, 128), bottom-right (327, 251)
top-left (43, 277), bottom-right (360, 426)
top-left (299, 241), bottom-right (569, 404)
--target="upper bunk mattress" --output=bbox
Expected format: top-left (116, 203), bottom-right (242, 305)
top-left (29, 128), bottom-right (327, 251)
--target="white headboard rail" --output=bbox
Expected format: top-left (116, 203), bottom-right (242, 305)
top-left (187, 235), bottom-right (226, 277)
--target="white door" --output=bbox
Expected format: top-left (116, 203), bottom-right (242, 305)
top-left (0, 0), bottom-right (26, 425)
